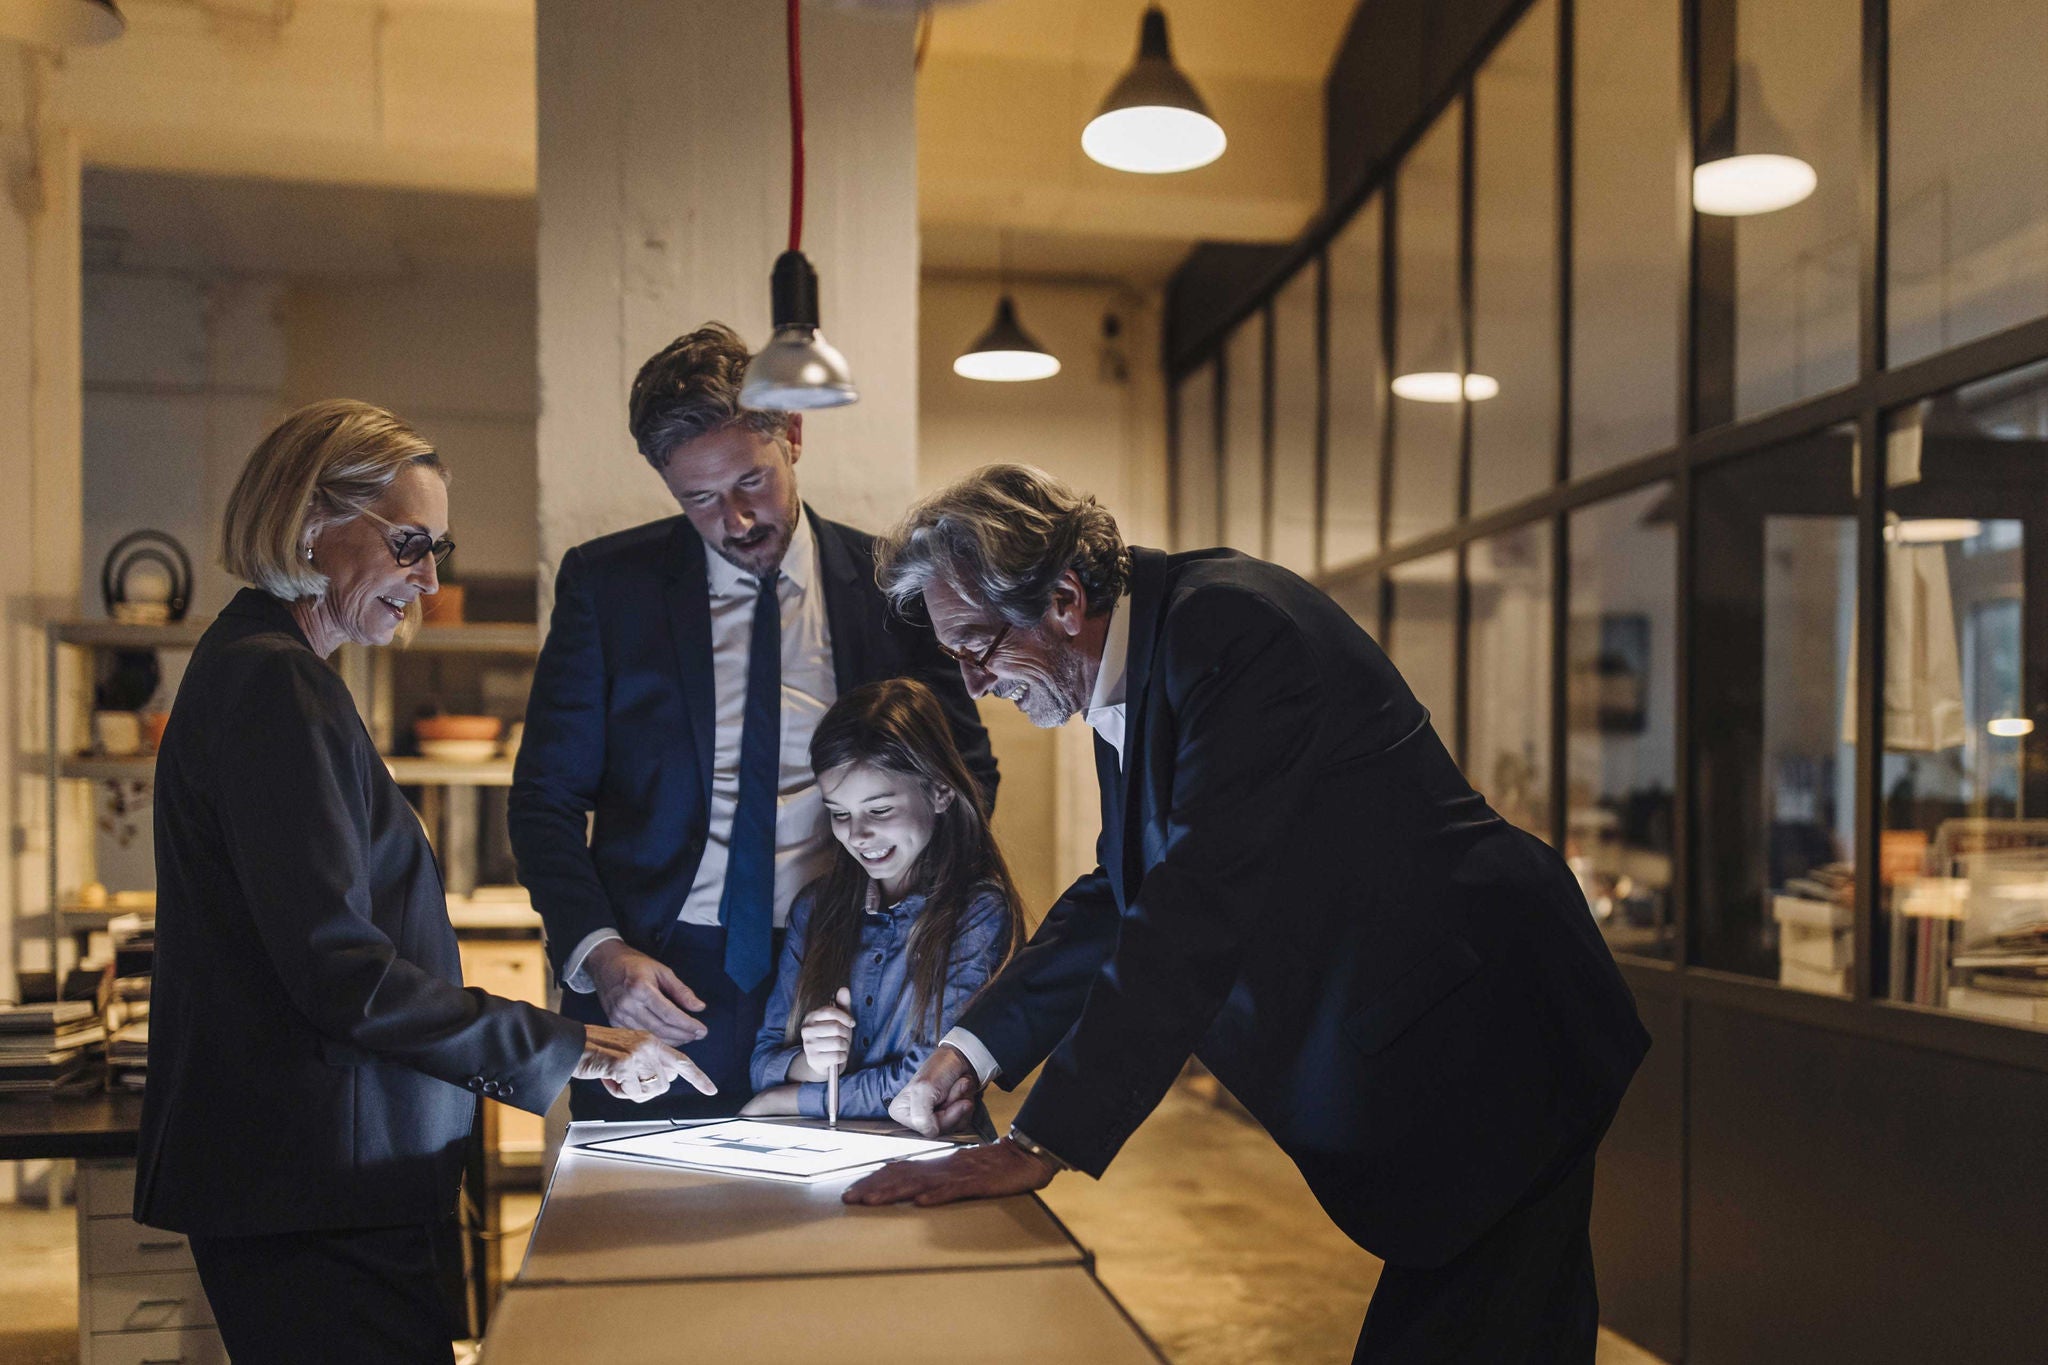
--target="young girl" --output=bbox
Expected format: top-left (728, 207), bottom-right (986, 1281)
top-left (742, 677), bottom-right (1024, 1121)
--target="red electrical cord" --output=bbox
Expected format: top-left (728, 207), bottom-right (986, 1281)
top-left (786, 0), bottom-right (805, 254)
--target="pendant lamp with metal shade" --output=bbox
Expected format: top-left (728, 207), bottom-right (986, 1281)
top-left (955, 296), bottom-right (1060, 382)
top-left (739, 0), bottom-right (859, 412)
top-left (0, 0), bottom-right (122, 48)
top-left (954, 233), bottom-right (1060, 382)
top-left (1692, 61), bottom-right (1817, 217)
top-left (1082, 4), bottom-right (1226, 175)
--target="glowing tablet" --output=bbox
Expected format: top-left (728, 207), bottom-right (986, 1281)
top-left (577, 1119), bottom-right (957, 1183)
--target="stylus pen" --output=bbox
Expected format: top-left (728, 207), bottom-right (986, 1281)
top-left (827, 1062), bottom-right (839, 1129)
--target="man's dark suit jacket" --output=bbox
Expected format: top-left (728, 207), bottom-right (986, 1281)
top-left (137, 590), bottom-right (586, 1237)
top-left (508, 506), bottom-right (997, 986)
top-left (960, 548), bottom-right (1649, 1269)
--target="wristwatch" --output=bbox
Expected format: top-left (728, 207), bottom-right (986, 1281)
top-left (1005, 1126), bottom-right (1069, 1172)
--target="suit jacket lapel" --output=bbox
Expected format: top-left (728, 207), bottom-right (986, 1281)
top-left (1112, 548), bottom-right (1169, 904)
top-left (810, 507), bottom-right (871, 695)
top-left (1095, 735), bottom-right (1128, 907)
top-left (662, 520), bottom-right (716, 805)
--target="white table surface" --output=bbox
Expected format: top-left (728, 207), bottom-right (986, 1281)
top-left (480, 1264), bottom-right (1165, 1364)
top-left (515, 1120), bottom-right (1088, 1286)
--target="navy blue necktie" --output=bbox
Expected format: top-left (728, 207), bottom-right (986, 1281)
top-left (720, 573), bottom-right (781, 991)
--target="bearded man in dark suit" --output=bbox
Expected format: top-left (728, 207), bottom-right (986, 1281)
top-left (845, 464), bottom-right (1646, 1364)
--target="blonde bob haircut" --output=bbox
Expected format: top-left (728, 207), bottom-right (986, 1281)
top-left (222, 399), bottom-right (445, 611)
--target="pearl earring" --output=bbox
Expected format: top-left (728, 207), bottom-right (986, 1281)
top-left (305, 544), bottom-right (315, 562)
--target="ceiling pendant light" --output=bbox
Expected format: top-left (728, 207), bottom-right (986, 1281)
top-left (740, 0), bottom-right (859, 411)
top-left (1391, 324), bottom-right (1498, 403)
top-left (1391, 371), bottom-right (1500, 403)
top-left (1693, 62), bottom-right (1817, 217)
top-left (954, 231), bottom-right (1060, 382)
top-left (955, 297), bottom-right (1061, 382)
top-left (1082, 4), bottom-right (1226, 175)
top-left (0, 0), bottom-right (123, 48)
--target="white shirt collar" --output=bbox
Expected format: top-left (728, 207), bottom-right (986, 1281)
top-left (1086, 596), bottom-right (1130, 713)
top-left (1083, 596), bottom-right (1131, 763)
top-left (704, 505), bottom-right (814, 596)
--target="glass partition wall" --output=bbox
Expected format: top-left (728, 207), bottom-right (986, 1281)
top-left (1166, 0), bottom-right (2048, 1051)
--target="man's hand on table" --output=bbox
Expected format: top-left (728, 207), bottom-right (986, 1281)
top-left (586, 940), bottom-right (708, 1046)
top-left (887, 1042), bottom-right (981, 1136)
top-left (842, 1137), bottom-right (1057, 1207)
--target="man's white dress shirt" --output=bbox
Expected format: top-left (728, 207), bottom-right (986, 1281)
top-left (941, 596), bottom-right (1130, 1084)
top-left (562, 513), bottom-right (839, 992)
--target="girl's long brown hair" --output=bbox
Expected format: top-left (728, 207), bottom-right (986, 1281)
top-left (790, 678), bottom-right (1025, 1044)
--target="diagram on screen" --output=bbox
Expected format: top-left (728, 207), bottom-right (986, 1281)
top-left (689, 1130), bottom-right (842, 1158)
top-left (578, 1119), bottom-right (956, 1182)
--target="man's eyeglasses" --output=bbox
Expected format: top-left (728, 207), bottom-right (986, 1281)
top-left (935, 624), bottom-right (1010, 672)
top-left (362, 508), bottom-right (455, 570)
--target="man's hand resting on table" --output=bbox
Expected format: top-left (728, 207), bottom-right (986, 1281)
top-left (842, 1137), bottom-right (1057, 1207)
top-left (887, 1042), bottom-right (982, 1136)
top-left (585, 940), bottom-right (709, 1047)
top-left (573, 1025), bottom-right (716, 1102)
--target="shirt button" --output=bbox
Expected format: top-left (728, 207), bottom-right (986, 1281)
top-left (865, 995), bottom-right (874, 1007)
top-left (872, 953), bottom-right (883, 964)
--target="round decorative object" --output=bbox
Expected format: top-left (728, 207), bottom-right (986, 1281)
top-left (102, 529), bottom-right (193, 623)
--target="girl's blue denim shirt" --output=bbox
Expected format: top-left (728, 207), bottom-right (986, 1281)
top-left (749, 883), bottom-right (1008, 1119)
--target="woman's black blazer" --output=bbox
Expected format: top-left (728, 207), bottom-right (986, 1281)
top-left (135, 589), bottom-right (584, 1236)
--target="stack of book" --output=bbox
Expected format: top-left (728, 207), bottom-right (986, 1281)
top-left (0, 1000), bottom-right (105, 1095)
top-left (1947, 891), bottom-right (2048, 1026)
top-left (1774, 863), bottom-right (1855, 997)
top-left (108, 1019), bottom-right (150, 1090)
top-left (1948, 949), bottom-right (2048, 1025)
top-left (106, 914), bottom-right (155, 1091)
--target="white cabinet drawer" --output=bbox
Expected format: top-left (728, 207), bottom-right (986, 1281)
top-left (88, 1270), bottom-right (214, 1334)
top-left (78, 1159), bottom-right (139, 1218)
top-left (86, 1219), bottom-right (195, 1276)
top-left (87, 1326), bottom-right (228, 1365)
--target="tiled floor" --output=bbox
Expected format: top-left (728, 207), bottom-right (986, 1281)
top-left (2, 1080), bottom-right (1667, 1364)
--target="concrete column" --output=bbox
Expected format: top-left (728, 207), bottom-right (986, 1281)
top-left (536, 0), bottom-right (919, 587)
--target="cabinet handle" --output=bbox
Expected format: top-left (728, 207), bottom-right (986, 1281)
top-left (136, 1297), bottom-right (186, 1309)
top-left (139, 1357), bottom-right (184, 1364)
top-left (137, 1239), bottom-right (185, 1252)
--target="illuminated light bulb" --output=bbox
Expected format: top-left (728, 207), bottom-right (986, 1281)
top-left (1987, 717), bottom-right (2034, 738)
top-left (1693, 153), bottom-right (1817, 216)
top-left (954, 350), bottom-right (1062, 382)
top-left (1083, 106), bottom-right (1227, 175)
top-left (1391, 371), bottom-right (1500, 403)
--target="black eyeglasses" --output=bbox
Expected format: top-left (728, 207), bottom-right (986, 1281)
top-left (935, 624), bottom-right (1010, 671)
top-left (363, 508), bottom-right (455, 570)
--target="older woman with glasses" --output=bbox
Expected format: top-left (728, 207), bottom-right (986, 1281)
top-left (134, 400), bottom-right (713, 1364)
